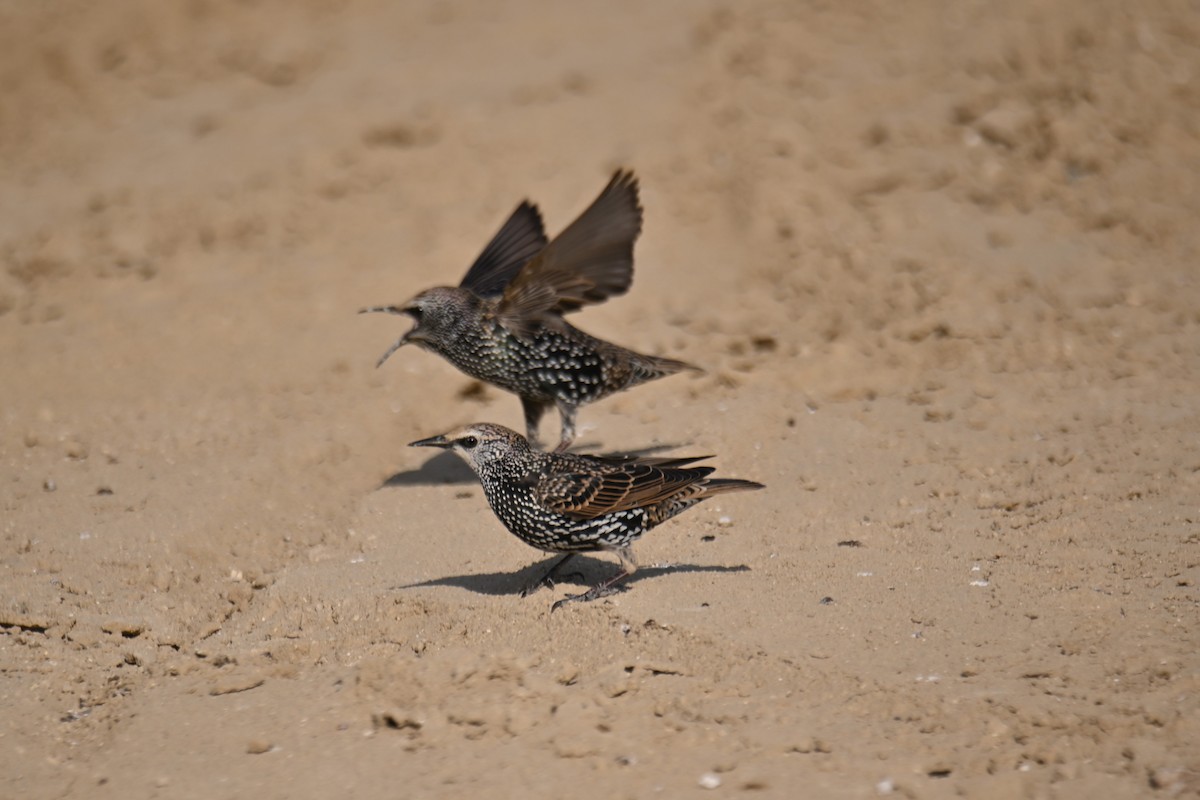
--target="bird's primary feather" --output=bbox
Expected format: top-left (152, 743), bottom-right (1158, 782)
top-left (497, 170), bottom-right (642, 332)
top-left (458, 201), bottom-right (548, 298)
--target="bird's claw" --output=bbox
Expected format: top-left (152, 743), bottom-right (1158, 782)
top-left (520, 569), bottom-right (584, 597)
top-left (550, 583), bottom-right (623, 612)
top-left (519, 578), bottom-right (551, 598)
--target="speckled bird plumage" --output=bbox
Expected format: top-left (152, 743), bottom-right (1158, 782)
top-left (363, 170), bottom-right (697, 451)
top-left (411, 422), bottom-right (764, 609)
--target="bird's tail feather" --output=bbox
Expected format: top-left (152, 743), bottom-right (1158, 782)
top-left (699, 478), bottom-right (765, 497)
top-left (629, 353), bottom-right (703, 383)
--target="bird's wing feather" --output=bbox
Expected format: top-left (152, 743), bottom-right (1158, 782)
top-left (594, 454), bottom-right (713, 469)
top-left (458, 201), bottom-right (548, 298)
top-left (497, 170), bottom-right (641, 331)
top-left (535, 457), bottom-right (712, 520)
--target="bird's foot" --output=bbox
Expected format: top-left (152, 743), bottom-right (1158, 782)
top-left (554, 406), bottom-right (577, 453)
top-left (550, 583), bottom-right (626, 611)
top-left (520, 570), bottom-right (584, 597)
top-left (519, 554), bottom-right (580, 597)
top-left (520, 573), bottom-right (553, 597)
top-left (549, 567), bottom-right (633, 611)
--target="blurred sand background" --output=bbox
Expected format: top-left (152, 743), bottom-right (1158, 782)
top-left (1, 1), bottom-right (1198, 797)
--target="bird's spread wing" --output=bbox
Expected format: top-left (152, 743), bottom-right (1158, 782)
top-left (496, 170), bottom-right (641, 332)
top-left (535, 457), bottom-right (712, 520)
top-left (458, 201), bottom-right (548, 298)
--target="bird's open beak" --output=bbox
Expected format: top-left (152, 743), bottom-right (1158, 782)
top-left (409, 434), bottom-right (452, 449)
top-left (359, 304), bottom-right (406, 317)
top-left (359, 304), bottom-right (423, 367)
top-left (372, 336), bottom-right (408, 368)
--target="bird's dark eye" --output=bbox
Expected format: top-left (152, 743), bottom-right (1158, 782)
top-left (460, 436), bottom-right (479, 450)
top-left (407, 306), bottom-right (423, 318)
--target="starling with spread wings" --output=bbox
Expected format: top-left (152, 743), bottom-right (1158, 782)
top-left (362, 171), bottom-right (697, 451)
top-left (411, 423), bottom-right (763, 610)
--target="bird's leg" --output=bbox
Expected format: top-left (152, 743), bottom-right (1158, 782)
top-left (554, 400), bottom-right (577, 452)
top-left (520, 553), bottom-right (579, 597)
top-left (521, 396), bottom-right (548, 450)
top-left (551, 547), bottom-right (637, 611)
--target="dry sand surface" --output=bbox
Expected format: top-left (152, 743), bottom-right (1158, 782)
top-left (2, 1), bottom-right (1199, 797)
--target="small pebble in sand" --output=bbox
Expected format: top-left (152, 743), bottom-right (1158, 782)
top-left (699, 772), bottom-right (721, 789)
top-left (246, 739), bottom-right (272, 754)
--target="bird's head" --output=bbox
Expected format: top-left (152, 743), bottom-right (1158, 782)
top-left (359, 286), bottom-right (478, 368)
top-left (409, 422), bottom-right (529, 474)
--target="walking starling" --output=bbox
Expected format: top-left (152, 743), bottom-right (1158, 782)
top-left (362, 170), bottom-right (698, 451)
top-left (410, 422), bottom-right (764, 610)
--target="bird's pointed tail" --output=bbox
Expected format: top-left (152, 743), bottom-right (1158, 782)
top-left (699, 478), bottom-right (765, 498)
top-left (629, 352), bottom-right (703, 384)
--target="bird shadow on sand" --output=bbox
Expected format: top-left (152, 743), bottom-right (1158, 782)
top-left (381, 450), bottom-right (476, 488)
top-left (380, 440), bottom-right (698, 489)
top-left (394, 556), bottom-right (750, 598)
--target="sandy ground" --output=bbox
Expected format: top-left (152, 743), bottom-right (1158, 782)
top-left (2, 1), bottom-right (1198, 797)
